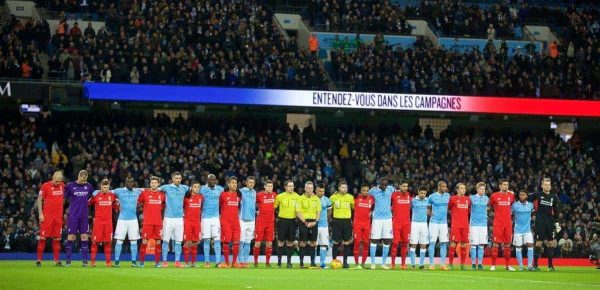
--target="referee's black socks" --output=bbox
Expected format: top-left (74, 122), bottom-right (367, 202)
top-left (547, 246), bottom-right (555, 267)
top-left (278, 245), bottom-right (284, 265)
top-left (343, 244), bottom-right (350, 265)
top-left (286, 245), bottom-right (293, 265)
top-left (299, 246), bottom-right (305, 266)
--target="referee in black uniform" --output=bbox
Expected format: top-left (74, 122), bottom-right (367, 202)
top-left (529, 178), bottom-right (560, 271)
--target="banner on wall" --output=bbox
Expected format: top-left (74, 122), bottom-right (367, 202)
top-left (84, 83), bottom-right (600, 117)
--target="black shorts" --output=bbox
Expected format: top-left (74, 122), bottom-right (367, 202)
top-left (331, 218), bottom-right (352, 243)
top-left (277, 217), bottom-right (297, 242)
top-left (535, 221), bottom-right (555, 241)
top-left (298, 219), bottom-right (318, 242)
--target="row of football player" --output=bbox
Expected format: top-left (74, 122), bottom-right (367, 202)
top-left (35, 170), bottom-right (560, 271)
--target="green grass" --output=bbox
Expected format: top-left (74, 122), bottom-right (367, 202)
top-left (1, 261), bottom-right (598, 290)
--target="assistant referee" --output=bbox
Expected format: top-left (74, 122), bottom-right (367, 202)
top-left (274, 180), bottom-right (299, 268)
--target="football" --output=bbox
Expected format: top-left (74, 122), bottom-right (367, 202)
top-left (331, 259), bottom-right (343, 269)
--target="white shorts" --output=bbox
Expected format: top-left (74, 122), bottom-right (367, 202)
top-left (429, 223), bottom-right (449, 243)
top-left (513, 232), bottom-right (533, 247)
top-left (114, 219), bottom-right (140, 240)
top-left (469, 226), bottom-right (488, 245)
top-left (371, 218), bottom-right (393, 240)
top-left (240, 220), bottom-right (255, 243)
top-left (162, 217), bottom-right (184, 242)
top-left (201, 217), bottom-right (221, 240)
top-left (317, 227), bottom-right (329, 246)
top-left (410, 222), bottom-right (429, 245)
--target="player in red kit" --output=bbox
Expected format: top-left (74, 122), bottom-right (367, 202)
top-left (138, 176), bottom-right (166, 267)
top-left (391, 181), bottom-right (412, 269)
top-left (220, 176), bottom-right (242, 268)
top-left (490, 179), bottom-right (516, 271)
top-left (448, 183), bottom-right (471, 270)
top-left (89, 179), bottom-right (118, 267)
top-left (36, 171), bottom-right (65, 267)
top-left (183, 181), bottom-right (203, 267)
top-left (353, 185), bottom-right (374, 269)
top-left (253, 180), bottom-right (276, 267)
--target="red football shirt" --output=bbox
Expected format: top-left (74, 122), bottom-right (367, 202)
top-left (219, 191), bottom-right (240, 224)
top-left (353, 195), bottom-right (374, 226)
top-left (391, 191), bottom-right (412, 224)
top-left (448, 195), bottom-right (470, 228)
top-left (39, 181), bottom-right (65, 218)
top-left (138, 190), bottom-right (165, 225)
top-left (256, 191), bottom-right (276, 223)
top-left (89, 192), bottom-right (117, 224)
top-left (490, 191), bottom-right (515, 226)
top-left (184, 194), bottom-right (203, 222)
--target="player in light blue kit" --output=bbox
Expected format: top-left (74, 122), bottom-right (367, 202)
top-left (470, 182), bottom-right (490, 270)
top-left (93, 177), bottom-right (143, 267)
top-left (200, 174), bottom-right (224, 267)
top-left (512, 189), bottom-right (535, 271)
top-left (368, 177), bottom-right (395, 270)
top-left (158, 171), bottom-right (189, 268)
top-left (238, 176), bottom-right (257, 267)
top-left (428, 181), bottom-right (450, 270)
top-left (409, 186), bottom-right (430, 269)
top-left (316, 183), bottom-right (332, 269)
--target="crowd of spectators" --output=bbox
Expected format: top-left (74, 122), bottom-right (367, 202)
top-left (0, 111), bottom-right (598, 257)
top-left (0, 15), bottom-right (49, 79)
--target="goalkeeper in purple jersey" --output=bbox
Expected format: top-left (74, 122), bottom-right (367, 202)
top-left (64, 170), bottom-right (94, 267)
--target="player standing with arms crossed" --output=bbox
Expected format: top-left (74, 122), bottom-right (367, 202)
top-left (64, 170), bottom-right (94, 267)
top-left (238, 176), bottom-right (257, 268)
top-left (448, 183), bottom-right (471, 270)
top-left (275, 180), bottom-right (299, 268)
top-left (200, 174), bottom-right (224, 267)
top-left (253, 180), bottom-right (276, 267)
top-left (296, 181), bottom-right (321, 268)
top-left (428, 181), bottom-right (450, 270)
top-left (89, 179), bottom-right (118, 267)
top-left (490, 179), bottom-right (516, 271)
top-left (513, 189), bottom-right (535, 271)
top-left (530, 178), bottom-right (560, 271)
top-left (36, 171), bottom-right (65, 267)
top-left (159, 172), bottom-right (190, 267)
top-left (183, 181), bottom-right (203, 267)
top-left (391, 181), bottom-right (412, 269)
top-left (220, 177), bottom-right (242, 267)
top-left (353, 185), bottom-right (374, 269)
top-left (368, 177), bottom-right (394, 270)
top-left (107, 177), bottom-right (143, 267)
top-left (409, 186), bottom-right (430, 270)
top-left (316, 183), bottom-right (332, 269)
top-left (138, 176), bottom-right (166, 267)
top-left (330, 181), bottom-right (355, 268)
top-left (469, 182), bottom-right (489, 270)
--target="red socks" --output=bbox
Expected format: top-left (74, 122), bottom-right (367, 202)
top-left (460, 246), bottom-right (467, 265)
top-left (353, 241), bottom-right (360, 265)
top-left (183, 245), bottom-right (190, 263)
top-left (104, 243), bottom-right (112, 264)
top-left (91, 242), bottom-right (98, 263)
top-left (232, 243), bottom-right (239, 265)
top-left (391, 243), bottom-right (398, 267)
top-left (223, 243), bottom-right (230, 264)
top-left (361, 241), bottom-right (369, 265)
top-left (503, 246), bottom-right (511, 266)
top-left (265, 246), bottom-right (272, 264)
top-left (491, 247), bottom-right (499, 266)
top-left (155, 242), bottom-right (161, 264)
top-left (449, 246), bottom-right (456, 265)
top-left (140, 243), bottom-right (147, 263)
top-left (191, 246), bottom-right (197, 263)
top-left (37, 239), bottom-right (46, 261)
top-left (400, 244), bottom-right (408, 266)
top-left (52, 240), bottom-right (60, 262)
top-left (253, 247), bottom-right (260, 264)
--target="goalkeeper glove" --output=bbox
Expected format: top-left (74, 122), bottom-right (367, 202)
top-left (555, 222), bottom-right (562, 233)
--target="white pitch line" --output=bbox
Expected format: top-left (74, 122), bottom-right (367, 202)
top-left (409, 271), bottom-right (600, 288)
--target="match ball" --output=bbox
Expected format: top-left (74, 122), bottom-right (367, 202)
top-left (331, 259), bottom-right (343, 269)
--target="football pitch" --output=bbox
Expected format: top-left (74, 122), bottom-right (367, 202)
top-left (1, 261), bottom-right (598, 290)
